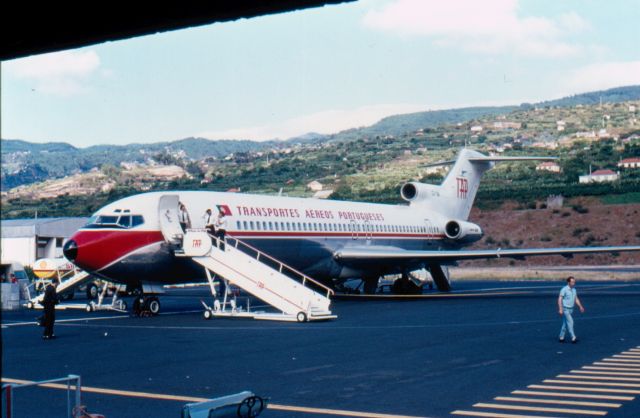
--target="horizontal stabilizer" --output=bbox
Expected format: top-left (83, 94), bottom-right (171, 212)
top-left (422, 155), bottom-right (556, 168)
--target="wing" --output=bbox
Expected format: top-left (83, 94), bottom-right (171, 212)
top-left (334, 245), bottom-right (640, 263)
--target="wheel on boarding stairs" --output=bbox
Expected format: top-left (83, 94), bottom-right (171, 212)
top-left (86, 283), bottom-right (99, 300)
top-left (296, 312), bottom-right (307, 323)
top-left (203, 309), bottom-right (213, 320)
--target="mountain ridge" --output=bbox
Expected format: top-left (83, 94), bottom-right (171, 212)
top-left (3, 85), bottom-right (639, 190)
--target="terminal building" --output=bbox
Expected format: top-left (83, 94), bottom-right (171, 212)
top-left (1, 217), bottom-right (88, 266)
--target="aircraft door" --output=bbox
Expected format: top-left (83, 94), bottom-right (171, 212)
top-left (158, 194), bottom-right (184, 244)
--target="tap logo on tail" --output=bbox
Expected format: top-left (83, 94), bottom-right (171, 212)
top-left (456, 177), bottom-right (469, 199)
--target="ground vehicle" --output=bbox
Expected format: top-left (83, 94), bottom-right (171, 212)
top-left (0, 261), bottom-right (29, 283)
top-left (32, 258), bottom-right (101, 300)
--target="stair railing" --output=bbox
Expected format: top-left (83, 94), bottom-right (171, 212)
top-left (208, 234), bottom-right (334, 299)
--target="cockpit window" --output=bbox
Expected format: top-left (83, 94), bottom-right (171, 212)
top-left (96, 216), bottom-right (119, 225)
top-left (84, 214), bottom-right (145, 229)
top-left (117, 216), bottom-right (131, 228)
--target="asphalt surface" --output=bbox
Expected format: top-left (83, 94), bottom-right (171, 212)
top-left (2, 280), bottom-right (640, 418)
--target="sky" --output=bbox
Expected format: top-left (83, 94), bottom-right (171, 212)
top-left (2, 0), bottom-right (640, 147)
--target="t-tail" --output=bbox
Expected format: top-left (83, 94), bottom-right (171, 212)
top-left (400, 148), bottom-right (556, 221)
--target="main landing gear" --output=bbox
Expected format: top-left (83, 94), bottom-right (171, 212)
top-left (132, 295), bottom-right (161, 317)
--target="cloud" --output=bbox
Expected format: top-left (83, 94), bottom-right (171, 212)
top-left (564, 61), bottom-right (640, 93)
top-left (4, 50), bottom-right (100, 96)
top-left (198, 103), bottom-right (427, 141)
top-left (362, 0), bottom-right (591, 58)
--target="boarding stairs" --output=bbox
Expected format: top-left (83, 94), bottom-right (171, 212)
top-left (177, 231), bottom-right (336, 322)
top-left (26, 268), bottom-right (91, 308)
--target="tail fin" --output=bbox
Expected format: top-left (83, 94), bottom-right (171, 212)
top-left (436, 148), bottom-right (491, 220)
top-left (403, 149), bottom-right (556, 220)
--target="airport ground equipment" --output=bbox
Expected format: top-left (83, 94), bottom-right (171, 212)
top-left (26, 268), bottom-right (90, 308)
top-left (25, 269), bottom-right (130, 313)
top-left (2, 375), bottom-right (82, 418)
top-left (32, 258), bottom-right (101, 299)
top-left (182, 391), bottom-right (267, 418)
top-left (178, 231), bottom-right (337, 322)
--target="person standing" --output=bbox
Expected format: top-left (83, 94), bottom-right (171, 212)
top-left (178, 202), bottom-right (191, 232)
top-left (558, 276), bottom-right (585, 343)
top-left (203, 208), bottom-right (214, 234)
top-left (42, 279), bottom-right (59, 339)
top-left (215, 208), bottom-right (228, 250)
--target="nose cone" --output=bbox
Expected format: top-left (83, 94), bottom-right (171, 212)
top-left (63, 239), bottom-right (78, 261)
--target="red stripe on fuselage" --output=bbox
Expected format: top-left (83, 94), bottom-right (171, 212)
top-left (72, 230), bottom-right (165, 272)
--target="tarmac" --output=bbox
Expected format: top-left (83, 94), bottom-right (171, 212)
top-left (2, 279), bottom-right (640, 418)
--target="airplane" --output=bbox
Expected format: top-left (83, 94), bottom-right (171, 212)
top-left (62, 148), bottom-right (640, 313)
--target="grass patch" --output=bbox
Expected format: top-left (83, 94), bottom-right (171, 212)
top-left (600, 192), bottom-right (640, 205)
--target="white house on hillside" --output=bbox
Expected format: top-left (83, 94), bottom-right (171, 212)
top-left (307, 180), bottom-right (323, 192)
top-left (579, 169), bottom-right (619, 184)
top-left (618, 157), bottom-right (640, 169)
top-left (536, 161), bottom-right (561, 173)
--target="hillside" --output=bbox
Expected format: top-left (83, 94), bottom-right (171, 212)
top-left (1, 137), bottom-right (275, 190)
top-left (465, 199), bottom-right (640, 266)
top-left (3, 85), bottom-right (639, 190)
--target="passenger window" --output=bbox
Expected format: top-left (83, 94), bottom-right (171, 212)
top-left (268, 222), bottom-right (273, 230)
top-left (243, 221), bottom-right (248, 230)
top-left (256, 222), bottom-right (261, 231)
top-left (236, 221), bottom-right (241, 229)
top-left (250, 221), bottom-right (254, 230)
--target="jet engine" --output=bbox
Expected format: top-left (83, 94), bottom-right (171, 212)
top-left (400, 182), bottom-right (439, 202)
top-left (444, 220), bottom-right (483, 243)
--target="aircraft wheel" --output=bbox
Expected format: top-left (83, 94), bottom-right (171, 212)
top-left (27, 301), bottom-right (34, 309)
top-left (85, 304), bottom-right (93, 313)
top-left (146, 297), bottom-right (161, 315)
top-left (296, 312), bottom-right (307, 323)
top-left (203, 310), bottom-right (213, 320)
top-left (86, 283), bottom-right (99, 300)
top-left (362, 276), bottom-right (379, 294)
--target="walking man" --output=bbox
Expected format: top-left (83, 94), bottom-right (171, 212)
top-left (42, 279), bottom-right (59, 339)
top-left (558, 276), bottom-right (585, 343)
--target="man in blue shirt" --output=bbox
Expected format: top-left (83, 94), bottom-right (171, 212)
top-left (558, 276), bottom-right (585, 343)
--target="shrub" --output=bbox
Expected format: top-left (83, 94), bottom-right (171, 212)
top-left (583, 234), bottom-right (596, 246)
top-left (540, 235), bottom-right (552, 242)
top-left (572, 204), bottom-right (589, 214)
top-left (572, 227), bottom-right (590, 237)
